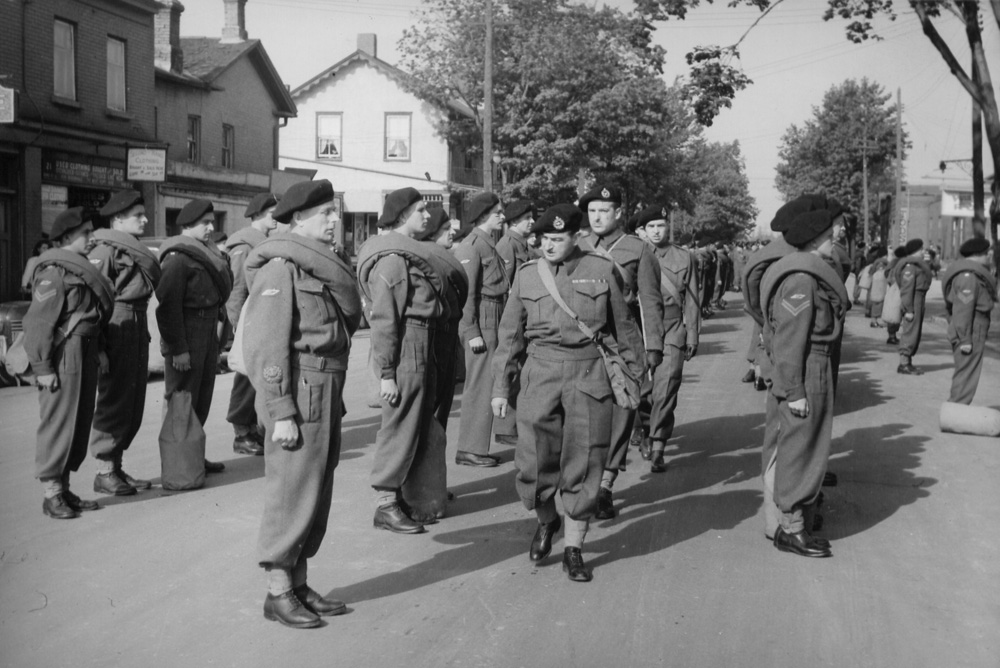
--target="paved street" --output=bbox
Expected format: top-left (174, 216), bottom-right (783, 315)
top-left (1, 287), bottom-right (998, 668)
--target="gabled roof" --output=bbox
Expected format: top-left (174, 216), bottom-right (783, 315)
top-left (292, 50), bottom-right (474, 119)
top-left (155, 38), bottom-right (297, 118)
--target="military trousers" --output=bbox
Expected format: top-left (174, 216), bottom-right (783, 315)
top-left (89, 303), bottom-right (149, 460)
top-left (949, 312), bottom-right (990, 405)
top-left (746, 322), bottom-right (763, 365)
top-left (772, 347), bottom-right (833, 533)
top-left (36, 335), bottom-right (99, 480)
top-left (370, 321), bottom-right (438, 490)
top-left (163, 310), bottom-right (219, 427)
top-left (899, 292), bottom-right (927, 359)
top-left (459, 298), bottom-right (515, 456)
top-left (257, 362), bottom-right (344, 569)
top-left (227, 372), bottom-right (258, 428)
top-left (434, 319), bottom-right (460, 429)
top-left (647, 344), bottom-right (685, 443)
top-left (515, 347), bottom-right (612, 521)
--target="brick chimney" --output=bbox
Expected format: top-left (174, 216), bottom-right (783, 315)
top-left (357, 33), bottom-right (377, 58)
top-left (154, 0), bottom-right (184, 73)
top-left (221, 0), bottom-right (248, 43)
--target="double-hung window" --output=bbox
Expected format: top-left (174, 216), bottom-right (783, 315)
top-left (316, 113), bottom-right (342, 160)
top-left (384, 113), bottom-right (411, 161)
top-left (222, 124), bottom-right (235, 168)
top-left (53, 20), bottom-right (76, 100)
top-left (107, 37), bottom-right (127, 111)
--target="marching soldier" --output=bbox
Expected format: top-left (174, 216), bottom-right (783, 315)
top-left (453, 192), bottom-right (513, 466)
top-left (636, 206), bottom-right (700, 473)
top-left (492, 203), bottom-right (644, 582)
top-left (894, 238), bottom-right (933, 374)
top-left (357, 187), bottom-right (449, 534)
top-left (241, 179), bottom-right (362, 629)
top-left (761, 208), bottom-right (850, 558)
top-left (579, 185), bottom-right (663, 520)
top-left (225, 193), bottom-right (279, 457)
top-left (24, 208), bottom-right (114, 518)
top-left (88, 190), bottom-right (161, 496)
top-left (155, 199), bottom-right (233, 480)
top-left (942, 238), bottom-right (996, 404)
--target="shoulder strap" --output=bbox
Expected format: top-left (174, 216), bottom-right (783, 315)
top-left (536, 260), bottom-right (597, 340)
top-left (659, 268), bottom-right (683, 306)
top-left (593, 240), bottom-right (634, 289)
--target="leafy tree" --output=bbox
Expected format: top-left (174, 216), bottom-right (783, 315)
top-left (672, 140), bottom-right (759, 245)
top-left (774, 78), bottom-right (910, 245)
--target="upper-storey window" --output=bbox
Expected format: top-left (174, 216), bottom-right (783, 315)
top-left (317, 113), bottom-right (342, 160)
top-left (222, 124), bottom-right (235, 168)
top-left (385, 113), bottom-right (411, 161)
top-left (53, 20), bottom-right (76, 100)
top-left (107, 37), bottom-right (127, 111)
top-left (187, 116), bottom-right (201, 163)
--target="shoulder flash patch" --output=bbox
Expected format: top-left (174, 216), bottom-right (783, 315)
top-left (261, 288), bottom-right (280, 296)
top-left (233, 249), bottom-right (245, 256)
top-left (90, 258), bottom-right (102, 265)
top-left (460, 259), bottom-right (471, 264)
top-left (262, 366), bottom-right (283, 383)
top-left (39, 279), bottom-right (52, 286)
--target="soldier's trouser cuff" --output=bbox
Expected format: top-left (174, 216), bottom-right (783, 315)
top-left (779, 508), bottom-right (805, 534)
top-left (563, 518), bottom-right (588, 548)
top-left (535, 497), bottom-right (558, 524)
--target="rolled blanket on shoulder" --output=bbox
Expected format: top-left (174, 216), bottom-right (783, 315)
top-left (159, 235), bottom-right (233, 301)
top-left (92, 228), bottom-right (162, 288)
top-left (356, 231), bottom-right (448, 304)
top-left (35, 248), bottom-right (115, 317)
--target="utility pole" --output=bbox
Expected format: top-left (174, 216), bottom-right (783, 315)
top-left (669, 208), bottom-right (675, 243)
top-left (895, 87), bottom-right (903, 248)
top-left (482, 0), bottom-right (494, 192)
top-left (862, 135), bottom-right (870, 251)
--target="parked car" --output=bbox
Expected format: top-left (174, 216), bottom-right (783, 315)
top-left (0, 300), bottom-right (31, 386)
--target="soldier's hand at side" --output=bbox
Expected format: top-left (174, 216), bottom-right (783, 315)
top-left (645, 351), bottom-right (663, 370)
top-left (272, 419), bottom-right (299, 450)
top-left (959, 343), bottom-right (973, 355)
top-left (685, 344), bottom-right (697, 361)
top-left (380, 379), bottom-right (400, 406)
top-left (98, 352), bottom-right (110, 375)
top-left (904, 312), bottom-right (914, 322)
top-left (491, 397), bottom-right (508, 418)
top-left (789, 398), bottom-right (809, 418)
top-left (171, 352), bottom-right (191, 371)
top-left (469, 337), bottom-right (487, 354)
top-left (36, 373), bottom-right (59, 391)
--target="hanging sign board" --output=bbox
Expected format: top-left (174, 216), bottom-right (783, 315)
top-left (0, 86), bottom-right (16, 123)
top-left (127, 147), bottom-right (167, 182)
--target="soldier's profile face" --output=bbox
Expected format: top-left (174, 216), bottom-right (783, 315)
top-left (540, 231), bottom-right (576, 263)
top-left (115, 205), bottom-right (147, 236)
top-left (259, 207), bottom-right (278, 234)
top-left (186, 214), bottom-right (215, 243)
top-left (63, 221), bottom-right (95, 256)
top-left (294, 201), bottom-right (338, 243)
top-left (644, 219), bottom-right (668, 245)
top-left (588, 201), bottom-right (620, 236)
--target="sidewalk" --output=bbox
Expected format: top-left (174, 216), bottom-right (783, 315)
top-left (0, 289), bottom-right (997, 668)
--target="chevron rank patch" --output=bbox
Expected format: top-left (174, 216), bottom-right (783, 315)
top-left (780, 292), bottom-right (810, 316)
top-left (957, 289), bottom-right (974, 304)
top-left (34, 288), bottom-right (57, 302)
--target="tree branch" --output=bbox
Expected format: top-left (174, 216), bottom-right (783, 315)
top-left (732, 0), bottom-right (788, 50)
top-left (913, 3), bottom-right (986, 108)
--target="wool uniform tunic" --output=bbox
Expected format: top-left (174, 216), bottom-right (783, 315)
top-left (454, 226), bottom-right (514, 454)
top-left (224, 227), bottom-right (268, 432)
top-left (592, 229), bottom-right (664, 472)
top-left (943, 261), bottom-right (997, 404)
top-left (87, 230), bottom-right (159, 463)
top-left (242, 240), bottom-right (359, 569)
top-left (895, 257), bottom-right (933, 361)
top-left (25, 260), bottom-right (112, 481)
top-left (492, 249), bottom-right (644, 519)
top-left (496, 227), bottom-right (539, 286)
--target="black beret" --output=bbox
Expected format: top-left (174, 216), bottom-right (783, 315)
top-left (503, 199), bottom-right (535, 222)
top-left (959, 237), bottom-right (990, 257)
top-left (272, 180), bottom-right (334, 224)
top-left (782, 209), bottom-right (834, 248)
top-left (904, 238), bottom-right (924, 255)
top-left (377, 187), bottom-right (423, 228)
top-left (893, 245), bottom-right (907, 259)
top-left (177, 199), bottom-right (215, 227)
top-left (826, 197), bottom-right (845, 220)
top-left (636, 205), bottom-right (669, 228)
top-left (245, 192), bottom-right (278, 219)
top-left (578, 185), bottom-right (622, 210)
top-left (463, 192), bottom-right (501, 226)
top-left (771, 194), bottom-right (827, 232)
top-left (427, 208), bottom-right (452, 236)
top-left (100, 189), bottom-right (143, 218)
top-left (533, 203), bottom-right (582, 235)
top-left (51, 207), bottom-right (87, 239)
top-left (625, 212), bottom-right (640, 235)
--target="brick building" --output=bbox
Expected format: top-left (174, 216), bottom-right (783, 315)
top-left (0, 0), bottom-right (158, 302)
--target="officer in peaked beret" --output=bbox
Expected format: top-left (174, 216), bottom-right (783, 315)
top-left (492, 202), bottom-right (645, 582)
top-left (942, 237), bottom-right (996, 405)
top-left (893, 237), bottom-right (933, 374)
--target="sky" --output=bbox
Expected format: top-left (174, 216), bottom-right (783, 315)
top-left (180, 0), bottom-right (1000, 231)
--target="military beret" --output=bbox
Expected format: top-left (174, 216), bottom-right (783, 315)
top-left (427, 208), bottom-right (452, 237)
top-left (50, 207), bottom-right (87, 239)
top-left (177, 199), bottom-right (215, 227)
top-left (578, 185), bottom-right (622, 210)
top-left (272, 180), bottom-right (334, 224)
top-left (245, 192), bottom-right (278, 219)
top-left (770, 194), bottom-right (827, 232)
top-left (533, 203), bottom-right (582, 235)
top-left (826, 197), bottom-right (845, 220)
top-left (636, 205), bottom-right (670, 228)
top-left (904, 238), bottom-right (924, 255)
top-left (100, 189), bottom-right (143, 218)
top-left (959, 237), bottom-right (991, 257)
top-left (463, 192), bottom-right (501, 226)
top-left (893, 245), bottom-right (908, 259)
top-left (503, 199), bottom-right (535, 222)
top-left (625, 212), bottom-right (640, 235)
top-left (378, 187), bottom-right (423, 228)
top-left (782, 209), bottom-right (834, 248)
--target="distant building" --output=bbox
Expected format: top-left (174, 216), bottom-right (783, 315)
top-left (280, 34), bottom-right (482, 257)
top-left (152, 0), bottom-right (296, 237)
top-left (0, 0), bottom-right (158, 302)
top-left (905, 181), bottom-right (995, 260)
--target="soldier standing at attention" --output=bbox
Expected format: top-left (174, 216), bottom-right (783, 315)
top-left (894, 238), bottom-right (933, 375)
top-left (25, 208), bottom-right (114, 518)
top-left (155, 199), bottom-right (233, 476)
top-left (761, 208), bottom-right (849, 558)
top-left (224, 193), bottom-right (279, 457)
top-left (240, 179), bottom-right (362, 629)
top-left (88, 191), bottom-right (161, 496)
top-left (637, 206), bottom-right (699, 473)
top-left (884, 245), bottom-right (907, 345)
top-left (942, 238), bottom-right (996, 405)
top-left (496, 199), bottom-right (538, 286)
top-left (357, 187), bottom-right (448, 534)
top-left (579, 185), bottom-right (663, 520)
top-left (492, 203), bottom-right (644, 582)
top-left (453, 192), bottom-right (512, 467)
